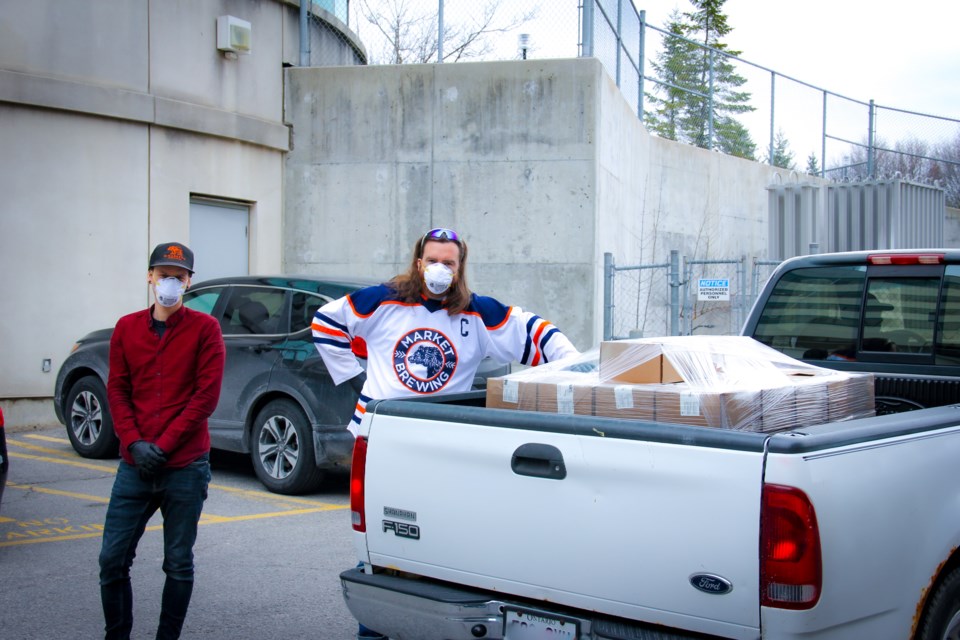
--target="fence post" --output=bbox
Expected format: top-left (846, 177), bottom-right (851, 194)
top-left (669, 249), bottom-right (680, 336)
top-left (437, 0), bottom-right (444, 63)
top-left (604, 252), bottom-right (614, 341)
top-left (867, 98), bottom-right (875, 178)
top-left (581, 0), bottom-right (594, 57)
top-left (737, 255), bottom-right (746, 331)
top-left (768, 73), bottom-right (776, 166)
top-left (707, 50), bottom-right (715, 149)
top-left (638, 10), bottom-right (646, 117)
top-left (299, 0), bottom-right (310, 67)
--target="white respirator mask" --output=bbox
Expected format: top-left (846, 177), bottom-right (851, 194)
top-left (423, 263), bottom-right (454, 296)
top-left (155, 277), bottom-right (186, 307)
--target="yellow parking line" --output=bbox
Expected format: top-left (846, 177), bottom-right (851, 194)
top-left (6, 482), bottom-right (109, 503)
top-left (0, 505), bottom-right (345, 548)
top-left (9, 451), bottom-right (117, 473)
top-left (209, 483), bottom-right (343, 507)
top-left (7, 436), bottom-right (77, 456)
top-left (6, 439), bottom-right (348, 509)
top-left (23, 433), bottom-right (70, 444)
top-left (7, 438), bottom-right (85, 458)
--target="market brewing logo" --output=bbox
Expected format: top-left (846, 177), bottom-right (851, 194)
top-left (393, 328), bottom-right (457, 393)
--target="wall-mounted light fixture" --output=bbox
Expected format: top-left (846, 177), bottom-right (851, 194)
top-left (217, 15), bottom-right (251, 59)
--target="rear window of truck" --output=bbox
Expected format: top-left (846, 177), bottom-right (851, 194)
top-left (752, 263), bottom-right (960, 364)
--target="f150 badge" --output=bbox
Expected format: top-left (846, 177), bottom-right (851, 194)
top-left (689, 573), bottom-right (732, 595)
top-left (382, 520), bottom-right (420, 540)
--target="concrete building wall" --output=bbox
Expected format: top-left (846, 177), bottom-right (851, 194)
top-left (283, 58), bottom-right (798, 351)
top-left (0, 0), bottom-right (363, 427)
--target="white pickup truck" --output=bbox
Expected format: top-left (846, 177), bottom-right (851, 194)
top-left (340, 250), bottom-right (960, 640)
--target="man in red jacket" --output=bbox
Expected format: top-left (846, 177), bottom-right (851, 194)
top-left (99, 242), bottom-right (225, 640)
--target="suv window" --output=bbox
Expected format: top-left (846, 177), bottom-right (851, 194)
top-left (291, 292), bottom-right (329, 334)
top-left (184, 286), bottom-right (228, 315)
top-left (221, 287), bottom-right (287, 336)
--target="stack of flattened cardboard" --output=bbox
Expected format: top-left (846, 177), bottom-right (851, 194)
top-left (486, 336), bottom-right (874, 433)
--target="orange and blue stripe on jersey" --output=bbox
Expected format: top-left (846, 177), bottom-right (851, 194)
top-left (467, 295), bottom-right (562, 367)
top-left (311, 311), bottom-right (351, 350)
top-left (521, 315), bottom-right (562, 366)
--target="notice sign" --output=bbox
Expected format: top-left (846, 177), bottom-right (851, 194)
top-left (698, 278), bottom-right (730, 301)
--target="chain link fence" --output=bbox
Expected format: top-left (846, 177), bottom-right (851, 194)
top-left (605, 252), bottom-right (785, 340)
top-left (299, 1), bottom-right (960, 208)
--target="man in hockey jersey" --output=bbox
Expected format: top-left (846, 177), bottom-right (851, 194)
top-left (311, 226), bottom-right (581, 435)
top-left (313, 227), bottom-right (581, 639)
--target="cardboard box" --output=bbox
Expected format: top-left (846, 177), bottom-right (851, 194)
top-left (654, 385), bottom-right (763, 430)
top-left (593, 383), bottom-right (656, 421)
top-left (827, 372), bottom-right (875, 422)
top-left (534, 380), bottom-right (594, 415)
top-left (599, 340), bottom-right (683, 384)
top-left (488, 338), bottom-right (876, 433)
top-left (486, 376), bottom-right (537, 411)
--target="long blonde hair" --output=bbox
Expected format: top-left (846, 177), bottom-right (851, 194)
top-left (388, 236), bottom-right (472, 314)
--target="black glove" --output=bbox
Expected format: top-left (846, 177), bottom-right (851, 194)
top-left (348, 371), bottom-right (367, 395)
top-left (129, 440), bottom-right (167, 473)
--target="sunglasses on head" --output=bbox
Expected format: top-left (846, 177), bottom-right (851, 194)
top-left (420, 227), bottom-right (460, 251)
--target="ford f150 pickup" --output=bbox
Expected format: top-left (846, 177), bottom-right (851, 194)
top-left (340, 250), bottom-right (960, 640)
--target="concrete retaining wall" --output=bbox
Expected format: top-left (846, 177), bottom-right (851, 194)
top-left (284, 57), bottom-right (801, 350)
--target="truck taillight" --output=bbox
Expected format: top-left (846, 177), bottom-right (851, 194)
top-left (350, 436), bottom-right (367, 532)
top-left (760, 484), bottom-right (821, 610)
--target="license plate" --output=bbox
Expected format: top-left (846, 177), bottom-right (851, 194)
top-left (503, 606), bottom-right (580, 639)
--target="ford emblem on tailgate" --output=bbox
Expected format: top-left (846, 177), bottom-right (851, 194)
top-left (689, 573), bottom-right (733, 595)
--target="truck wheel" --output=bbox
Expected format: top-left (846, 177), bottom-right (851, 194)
top-left (65, 376), bottom-right (119, 459)
top-left (917, 566), bottom-right (960, 640)
top-left (251, 399), bottom-right (323, 495)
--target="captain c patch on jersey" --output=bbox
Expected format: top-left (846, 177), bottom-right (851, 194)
top-left (393, 328), bottom-right (458, 393)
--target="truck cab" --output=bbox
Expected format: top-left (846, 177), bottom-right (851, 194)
top-left (742, 249), bottom-right (960, 413)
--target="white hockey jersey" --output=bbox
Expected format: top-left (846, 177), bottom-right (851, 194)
top-left (312, 284), bottom-right (579, 433)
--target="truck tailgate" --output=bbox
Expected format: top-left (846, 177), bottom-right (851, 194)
top-left (360, 401), bottom-right (768, 638)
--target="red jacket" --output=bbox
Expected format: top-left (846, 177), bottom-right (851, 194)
top-left (107, 305), bottom-right (225, 468)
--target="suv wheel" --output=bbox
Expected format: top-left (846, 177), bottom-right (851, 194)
top-left (251, 399), bottom-right (323, 495)
top-left (65, 376), bottom-right (119, 459)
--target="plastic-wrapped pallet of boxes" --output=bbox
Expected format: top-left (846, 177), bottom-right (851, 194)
top-left (485, 336), bottom-right (875, 433)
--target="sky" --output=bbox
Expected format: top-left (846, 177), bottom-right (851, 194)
top-left (703, 0), bottom-right (960, 119)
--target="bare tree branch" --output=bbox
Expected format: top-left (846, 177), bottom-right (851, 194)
top-left (359, 0), bottom-right (540, 65)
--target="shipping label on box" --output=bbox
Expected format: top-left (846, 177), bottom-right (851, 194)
top-left (654, 384), bottom-right (762, 429)
top-left (486, 376), bottom-right (537, 411)
top-left (536, 381), bottom-right (594, 415)
top-left (593, 384), bottom-right (656, 420)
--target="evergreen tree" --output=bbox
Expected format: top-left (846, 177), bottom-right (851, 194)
top-left (805, 153), bottom-right (821, 176)
top-left (646, 0), bottom-right (754, 153)
top-left (644, 12), bottom-right (696, 142)
top-left (715, 117), bottom-right (756, 160)
top-left (766, 129), bottom-right (795, 169)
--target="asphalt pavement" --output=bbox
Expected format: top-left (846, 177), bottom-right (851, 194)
top-left (0, 423), bottom-right (358, 639)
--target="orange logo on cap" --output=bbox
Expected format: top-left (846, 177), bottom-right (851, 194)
top-left (164, 245), bottom-right (185, 261)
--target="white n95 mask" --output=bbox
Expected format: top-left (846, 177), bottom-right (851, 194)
top-left (423, 263), bottom-right (454, 295)
top-left (155, 277), bottom-right (186, 307)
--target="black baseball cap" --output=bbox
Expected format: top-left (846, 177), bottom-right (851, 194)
top-left (149, 242), bottom-right (195, 274)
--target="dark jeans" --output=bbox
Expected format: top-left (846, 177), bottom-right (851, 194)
top-left (99, 457), bottom-right (211, 640)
